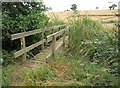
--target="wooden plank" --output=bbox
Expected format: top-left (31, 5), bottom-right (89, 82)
top-left (46, 34), bottom-right (53, 43)
top-left (11, 29), bottom-right (42, 40)
top-left (44, 25), bottom-right (65, 32)
top-left (55, 42), bottom-right (63, 51)
top-left (11, 25), bottom-right (67, 59)
top-left (55, 28), bottom-right (66, 37)
top-left (11, 32), bottom-right (25, 40)
top-left (46, 28), bottom-right (67, 43)
top-left (20, 37), bottom-right (26, 61)
top-left (65, 36), bottom-right (69, 42)
top-left (11, 25), bottom-right (65, 40)
top-left (52, 28), bottom-right (67, 37)
top-left (14, 39), bottom-right (45, 58)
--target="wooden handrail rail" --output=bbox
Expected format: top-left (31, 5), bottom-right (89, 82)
top-left (14, 39), bottom-right (45, 58)
top-left (11, 25), bottom-right (65, 40)
top-left (11, 25), bottom-right (68, 60)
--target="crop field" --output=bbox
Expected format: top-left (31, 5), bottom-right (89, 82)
top-left (47, 10), bottom-right (119, 23)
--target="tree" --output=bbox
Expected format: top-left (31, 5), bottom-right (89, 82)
top-left (96, 7), bottom-right (99, 9)
top-left (112, 4), bottom-right (117, 10)
top-left (109, 6), bottom-right (112, 10)
top-left (109, 4), bottom-right (117, 10)
top-left (70, 4), bottom-right (77, 11)
top-left (2, 1), bottom-right (50, 65)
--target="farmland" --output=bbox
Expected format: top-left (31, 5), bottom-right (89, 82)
top-left (47, 10), bottom-right (119, 29)
top-left (47, 10), bottom-right (119, 22)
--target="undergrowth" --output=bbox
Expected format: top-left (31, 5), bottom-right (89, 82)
top-left (2, 55), bottom-right (119, 86)
top-left (2, 15), bottom-right (119, 86)
top-left (67, 16), bottom-right (119, 85)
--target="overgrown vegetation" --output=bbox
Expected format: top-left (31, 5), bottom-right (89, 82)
top-left (68, 16), bottom-right (119, 85)
top-left (2, 54), bottom-right (120, 86)
top-left (2, 1), bottom-right (120, 86)
top-left (2, 1), bottom-right (49, 65)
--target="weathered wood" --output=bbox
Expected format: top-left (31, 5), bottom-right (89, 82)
top-left (63, 30), bottom-right (66, 52)
top-left (20, 37), bottom-right (26, 61)
top-left (11, 29), bottom-right (42, 40)
top-left (14, 39), bottom-right (45, 58)
top-left (43, 25), bottom-right (65, 32)
top-left (46, 34), bottom-right (53, 43)
top-left (11, 25), bottom-right (67, 60)
top-left (58, 27), bottom-right (61, 39)
top-left (53, 28), bottom-right (66, 37)
top-left (52, 35), bottom-right (56, 57)
top-left (41, 30), bottom-right (44, 50)
top-left (65, 36), bottom-right (69, 42)
top-left (46, 28), bottom-right (67, 43)
top-left (55, 41), bottom-right (63, 51)
top-left (11, 25), bottom-right (65, 40)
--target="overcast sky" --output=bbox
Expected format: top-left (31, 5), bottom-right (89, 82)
top-left (43, 0), bottom-right (119, 12)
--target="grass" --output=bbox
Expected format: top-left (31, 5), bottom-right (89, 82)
top-left (2, 54), bottom-right (120, 86)
top-left (47, 13), bottom-right (65, 26)
top-left (47, 10), bottom-right (118, 23)
top-left (2, 13), bottom-right (120, 86)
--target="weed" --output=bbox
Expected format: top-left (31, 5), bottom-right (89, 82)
top-left (25, 67), bottom-right (55, 86)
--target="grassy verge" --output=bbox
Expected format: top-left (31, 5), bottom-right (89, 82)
top-left (2, 54), bottom-right (119, 86)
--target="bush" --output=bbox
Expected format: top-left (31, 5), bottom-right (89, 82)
top-left (68, 16), bottom-right (119, 76)
top-left (2, 50), bottom-right (15, 66)
top-left (2, 2), bottom-right (50, 64)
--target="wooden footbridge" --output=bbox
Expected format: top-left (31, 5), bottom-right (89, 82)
top-left (11, 25), bottom-right (69, 67)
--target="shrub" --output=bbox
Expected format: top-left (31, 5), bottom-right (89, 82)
top-left (68, 16), bottom-right (119, 76)
top-left (2, 1), bottom-right (50, 65)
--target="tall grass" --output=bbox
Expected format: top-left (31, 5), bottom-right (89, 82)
top-left (47, 13), bottom-right (65, 26)
top-left (2, 14), bottom-right (119, 86)
top-left (68, 16), bottom-right (119, 76)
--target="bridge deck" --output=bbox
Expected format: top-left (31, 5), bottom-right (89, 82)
top-left (20, 36), bottom-right (68, 68)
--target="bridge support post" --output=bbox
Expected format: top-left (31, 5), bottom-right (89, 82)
top-left (63, 30), bottom-right (66, 52)
top-left (20, 37), bottom-right (26, 61)
top-left (41, 30), bottom-right (44, 50)
top-left (52, 35), bottom-right (56, 57)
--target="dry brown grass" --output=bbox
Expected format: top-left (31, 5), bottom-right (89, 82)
top-left (46, 10), bottom-right (119, 23)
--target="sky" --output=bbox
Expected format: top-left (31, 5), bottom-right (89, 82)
top-left (43, 0), bottom-right (120, 12)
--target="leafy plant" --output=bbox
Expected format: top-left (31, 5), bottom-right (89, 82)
top-left (68, 16), bottom-right (119, 78)
top-left (2, 1), bottom-right (50, 64)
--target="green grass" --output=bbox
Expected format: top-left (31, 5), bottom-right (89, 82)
top-left (2, 15), bottom-right (119, 86)
top-left (2, 54), bottom-right (119, 86)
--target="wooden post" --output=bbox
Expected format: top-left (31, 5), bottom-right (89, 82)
top-left (68, 26), bottom-right (70, 44)
top-left (63, 30), bottom-right (66, 52)
top-left (20, 37), bottom-right (26, 61)
top-left (52, 35), bottom-right (56, 57)
top-left (52, 28), bottom-right (54, 33)
top-left (41, 30), bottom-right (44, 50)
top-left (58, 27), bottom-right (61, 39)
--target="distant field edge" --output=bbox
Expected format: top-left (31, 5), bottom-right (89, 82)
top-left (79, 14), bottom-right (120, 16)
